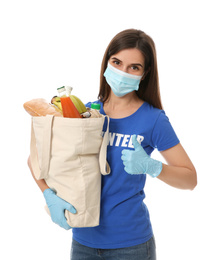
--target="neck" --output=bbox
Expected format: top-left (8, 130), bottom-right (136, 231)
top-left (105, 91), bottom-right (140, 109)
top-left (103, 91), bottom-right (144, 119)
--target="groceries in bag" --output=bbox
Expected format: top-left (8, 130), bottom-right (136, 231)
top-left (57, 86), bottom-right (82, 118)
top-left (82, 102), bottom-right (102, 118)
top-left (51, 87), bottom-right (87, 115)
top-left (23, 86), bottom-right (102, 118)
top-left (23, 98), bottom-right (63, 117)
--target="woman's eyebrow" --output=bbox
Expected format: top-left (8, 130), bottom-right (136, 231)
top-left (111, 57), bottom-right (143, 68)
top-left (111, 57), bottom-right (121, 62)
top-left (131, 63), bottom-right (143, 68)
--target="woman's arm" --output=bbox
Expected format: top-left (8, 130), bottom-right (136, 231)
top-left (27, 156), bottom-right (49, 192)
top-left (158, 143), bottom-right (197, 190)
top-left (27, 156), bottom-right (76, 230)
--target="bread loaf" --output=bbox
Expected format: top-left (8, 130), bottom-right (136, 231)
top-left (23, 98), bottom-right (62, 117)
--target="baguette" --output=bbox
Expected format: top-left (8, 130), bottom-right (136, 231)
top-left (23, 98), bottom-right (62, 117)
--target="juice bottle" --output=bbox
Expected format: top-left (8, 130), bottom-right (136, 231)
top-left (57, 86), bottom-right (82, 118)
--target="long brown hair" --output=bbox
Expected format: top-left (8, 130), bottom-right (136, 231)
top-left (98, 29), bottom-right (163, 110)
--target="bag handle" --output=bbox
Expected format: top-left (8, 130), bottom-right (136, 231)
top-left (40, 115), bottom-right (54, 178)
top-left (30, 118), bottom-right (41, 180)
top-left (99, 115), bottom-right (111, 175)
top-left (30, 115), bottom-right (54, 180)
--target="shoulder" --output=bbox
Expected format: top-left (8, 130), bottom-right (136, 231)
top-left (149, 105), bottom-right (179, 151)
top-left (141, 102), bottom-right (164, 123)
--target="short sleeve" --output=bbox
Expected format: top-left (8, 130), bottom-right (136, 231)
top-left (85, 100), bottom-right (101, 108)
top-left (85, 101), bottom-right (92, 108)
top-left (151, 111), bottom-right (180, 151)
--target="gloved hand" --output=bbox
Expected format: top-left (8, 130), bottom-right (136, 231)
top-left (43, 188), bottom-right (76, 230)
top-left (121, 135), bottom-right (163, 177)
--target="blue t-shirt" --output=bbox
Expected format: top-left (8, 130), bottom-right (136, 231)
top-left (72, 101), bottom-right (179, 249)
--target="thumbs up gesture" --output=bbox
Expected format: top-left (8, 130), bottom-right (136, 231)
top-left (121, 135), bottom-right (162, 177)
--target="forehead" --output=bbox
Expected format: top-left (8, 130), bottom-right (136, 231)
top-left (110, 48), bottom-right (145, 65)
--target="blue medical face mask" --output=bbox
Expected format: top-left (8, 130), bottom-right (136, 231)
top-left (103, 63), bottom-right (143, 97)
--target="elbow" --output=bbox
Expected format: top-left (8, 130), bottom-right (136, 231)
top-left (189, 181), bottom-right (197, 191)
top-left (189, 169), bottom-right (197, 191)
top-left (27, 156), bottom-right (31, 169)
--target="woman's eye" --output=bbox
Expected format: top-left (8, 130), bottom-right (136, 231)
top-left (113, 60), bottom-right (120, 65)
top-left (131, 66), bottom-right (139, 71)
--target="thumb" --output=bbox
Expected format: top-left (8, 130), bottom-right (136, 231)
top-left (65, 202), bottom-right (77, 214)
top-left (132, 135), bottom-right (141, 150)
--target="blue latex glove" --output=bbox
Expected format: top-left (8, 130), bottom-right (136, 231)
top-left (43, 188), bottom-right (76, 230)
top-left (121, 135), bottom-right (163, 177)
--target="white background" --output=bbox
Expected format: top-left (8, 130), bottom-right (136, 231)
top-left (1, 0), bottom-right (219, 259)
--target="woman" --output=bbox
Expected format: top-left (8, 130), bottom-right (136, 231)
top-left (28, 29), bottom-right (197, 260)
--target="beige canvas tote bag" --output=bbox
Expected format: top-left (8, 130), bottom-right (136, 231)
top-left (30, 114), bottom-right (110, 228)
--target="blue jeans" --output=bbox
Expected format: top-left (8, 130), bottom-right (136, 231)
top-left (70, 236), bottom-right (156, 260)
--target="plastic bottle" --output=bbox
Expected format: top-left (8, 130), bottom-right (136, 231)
top-left (57, 86), bottom-right (82, 118)
top-left (91, 103), bottom-right (101, 111)
top-left (90, 103), bottom-right (102, 118)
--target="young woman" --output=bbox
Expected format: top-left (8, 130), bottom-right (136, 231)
top-left (28, 29), bottom-right (197, 260)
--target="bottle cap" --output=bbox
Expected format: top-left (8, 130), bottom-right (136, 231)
top-left (57, 86), bottom-right (65, 94)
top-left (65, 86), bottom-right (73, 94)
top-left (91, 103), bottom-right (101, 110)
top-left (64, 86), bottom-right (73, 97)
